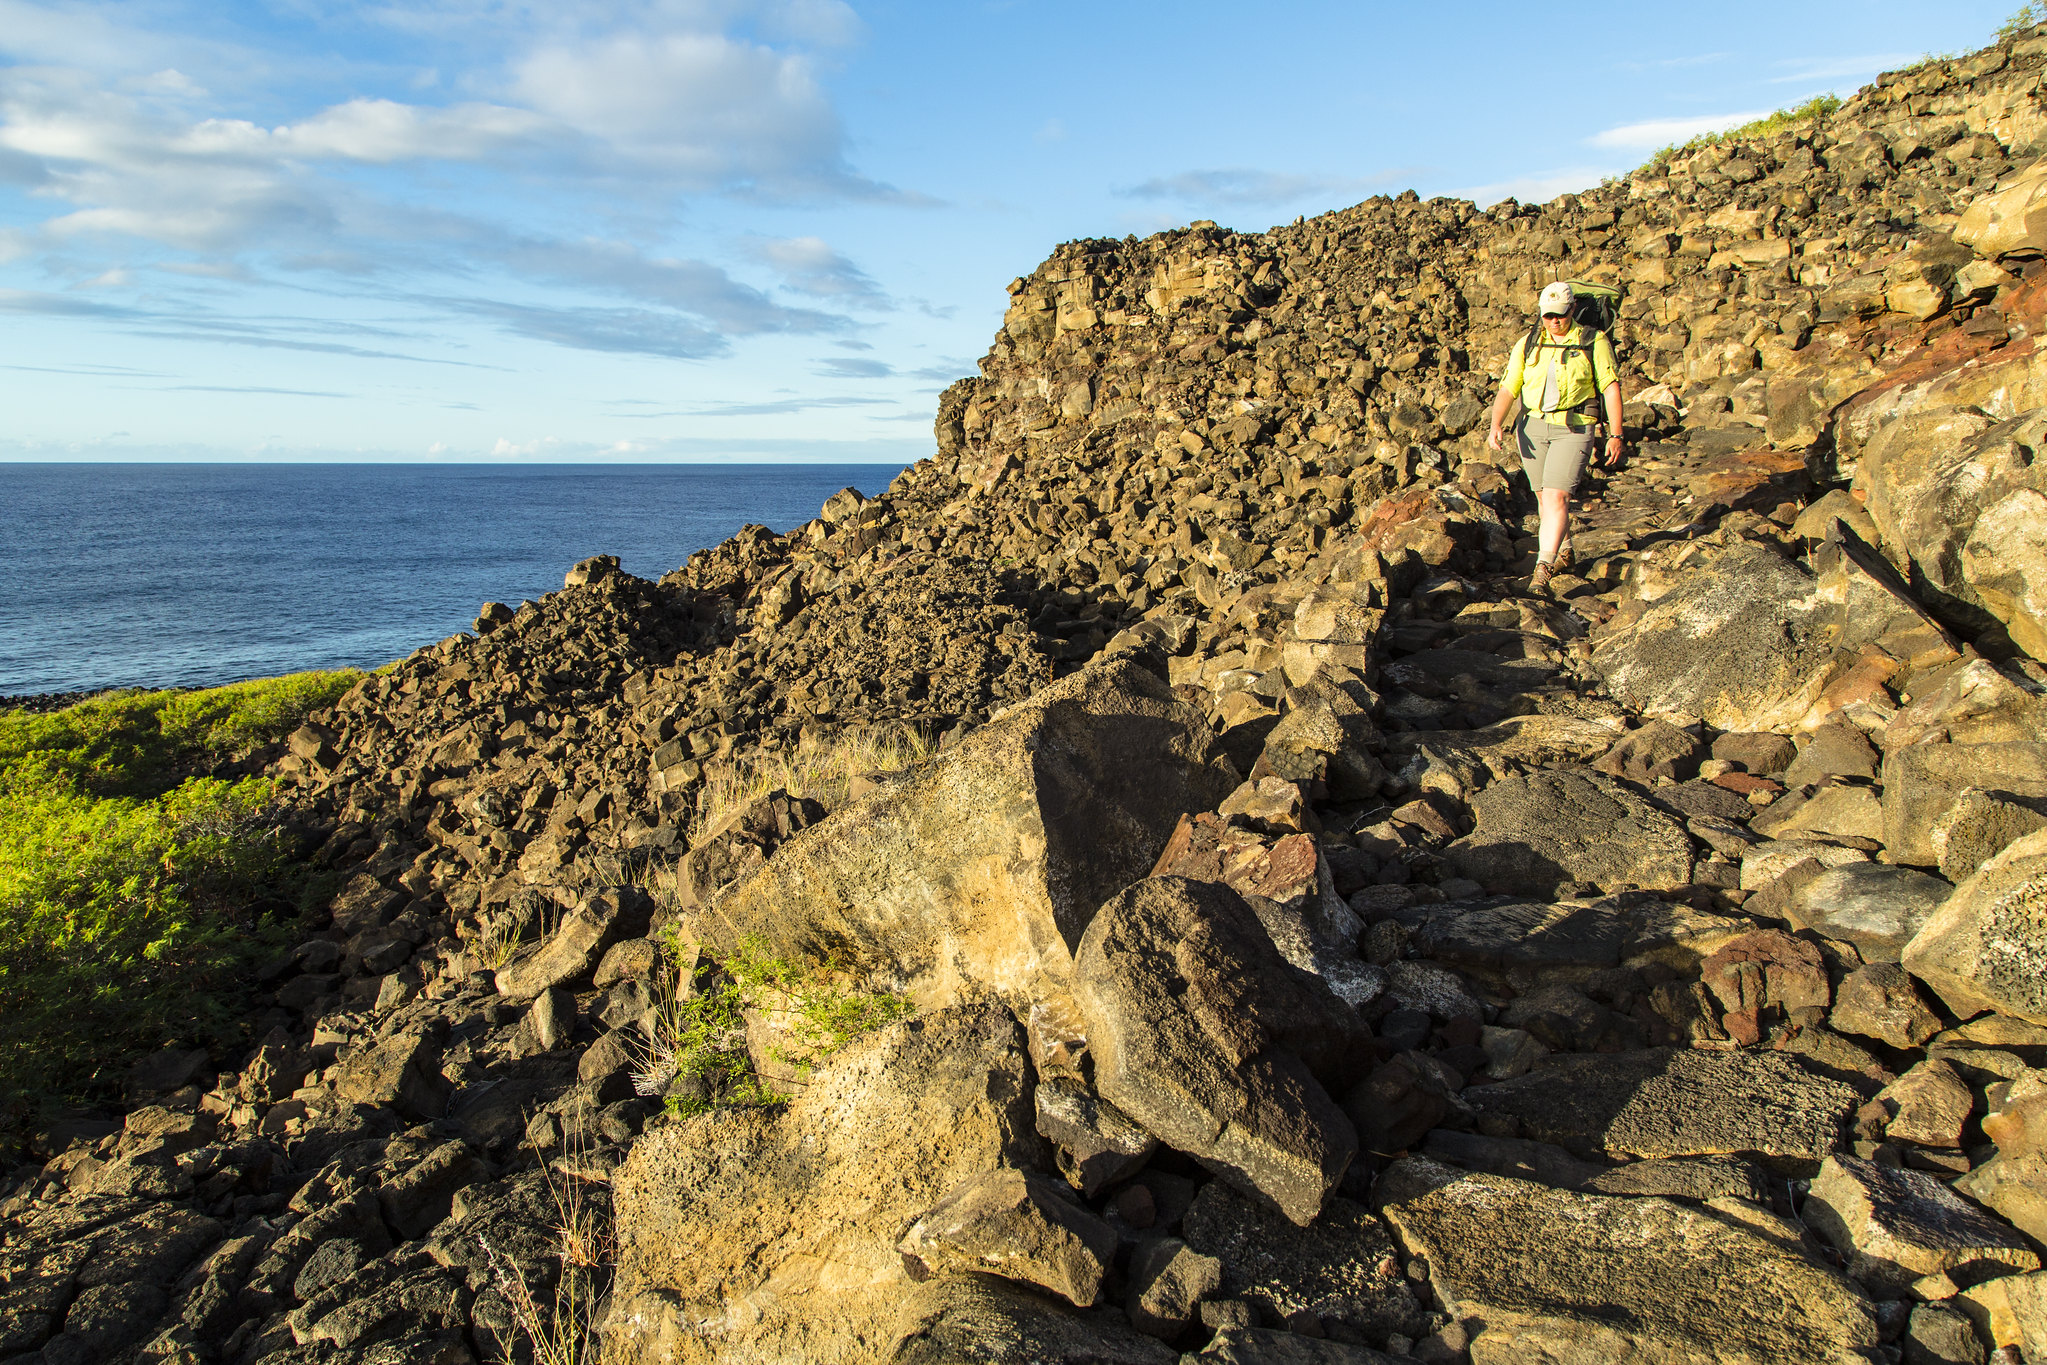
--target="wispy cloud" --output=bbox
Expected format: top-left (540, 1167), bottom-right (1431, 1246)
top-left (159, 384), bottom-right (352, 397)
top-left (1587, 111), bottom-right (1773, 150)
top-left (747, 234), bottom-right (891, 307)
top-left (1770, 53), bottom-right (1920, 83)
top-left (813, 356), bottom-right (892, 378)
top-left (1117, 167), bottom-right (1406, 207)
top-left (654, 394), bottom-right (904, 418)
top-left (0, 0), bottom-right (920, 368)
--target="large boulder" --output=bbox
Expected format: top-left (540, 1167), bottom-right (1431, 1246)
top-left (896, 1169), bottom-right (1117, 1308)
top-left (1441, 769), bottom-right (1692, 896)
top-left (1592, 543), bottom-right (1835, 732)
top-left (1072, 877), bottom-right (1369, 1225)
top-left (1804, 1154), bottom-right (2039, 1296)
top-left (1374, 1158), bottom-right (1880, 1365)
top-left (1849, 404), bottom-right (2047, 654)
top-left (495, 888), bottom-right (651, 1001)
top-left (692, 660), bottom-right (1233, 1006)
top-left (1903, 827), bottom-right (2047, 1025)
top-left (1776, 862), bottom-right (1954, 963)
top-left (1881, 742), bottom-right (2047, 867)
top-left (1462, 1048), bottom-right (1860, 1163)
top-left (1593, 534), bottom-right (1962, 730)
top-left (605, 1005), bottom-right (1159, 1363)
top-left (1956, 162), bottom-right (2047, 258)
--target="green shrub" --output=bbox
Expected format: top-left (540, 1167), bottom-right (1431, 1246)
top-left (0, 670), bottom-right (360, 1117)
top-left (1639, 94), bottom-right (1843, 173)
top-left (651, 932), bottom-right (911, 1118)
top-left (2000, 3), bottom-right (2047, 43)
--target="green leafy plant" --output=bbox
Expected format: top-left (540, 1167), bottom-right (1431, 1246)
top-left (641, 931), bottom-right (910, 1118)
top-left (0, 671), bottom-right (360, 1116)
top-left (2000, 3), bottom-right (2047, 42)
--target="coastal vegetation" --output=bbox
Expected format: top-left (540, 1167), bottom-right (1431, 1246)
top-left (0, 671), bottom-right (361, 1116)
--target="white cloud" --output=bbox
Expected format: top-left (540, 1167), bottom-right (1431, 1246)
top-left (1770, 53), bottom-right (1920, 83)
top-left (509, 30), bottom-right (892, 196)
top-left (748, 234), bottom-right (889, 306)
top-left (1587, 111), bottom-right (1773, 151)
top-left (269, 99), bottom-right (551, 162)
top-left (1119, 168), bottom-right (1388, 207)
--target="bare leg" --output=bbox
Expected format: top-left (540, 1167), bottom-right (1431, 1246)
top-left (1536, 488), bottom-right (1569, 563)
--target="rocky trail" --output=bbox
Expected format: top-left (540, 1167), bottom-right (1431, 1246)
top-left (16, 23), bottom-right (2047, 1365)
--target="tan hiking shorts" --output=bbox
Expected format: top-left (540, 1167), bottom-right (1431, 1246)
top-left (1519, 416), bottom-right (1593, 492)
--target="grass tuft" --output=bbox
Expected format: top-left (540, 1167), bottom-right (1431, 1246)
top-left (688, 724), bottom-right (936, 846)
top-left (479, 1133), bottom-right (613, 1365)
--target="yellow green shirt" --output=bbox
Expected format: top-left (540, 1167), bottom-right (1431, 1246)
top-left (1501, 324), bottom-right (1618, 428)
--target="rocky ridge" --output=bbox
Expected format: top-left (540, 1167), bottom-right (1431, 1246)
top-left (14, 24), bottom-right (2047, 1365)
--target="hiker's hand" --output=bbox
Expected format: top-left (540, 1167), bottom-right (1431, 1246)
top-left (1487, 423), bottom-right (1503, 452)
top-left (1604, 435), bottom-right (1625, 467)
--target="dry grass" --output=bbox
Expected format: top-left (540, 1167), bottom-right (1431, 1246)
top-left (687, 724), bottom-right (937, 846)
top-left (468, 914), bottom-right (524, 972)
top-left (480, 1133), bottom-right (614, 1365)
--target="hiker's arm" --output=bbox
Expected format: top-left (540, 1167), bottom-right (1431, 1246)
top-left (1601, 380), bottom-right (1624, 466)
top-left (1486, 385), bottom-right (1517, 452)
top-left (1488, 339), bottom-right (1524, 452)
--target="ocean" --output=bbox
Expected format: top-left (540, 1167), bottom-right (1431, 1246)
top-left (0, 463), bottom-right (908, 697)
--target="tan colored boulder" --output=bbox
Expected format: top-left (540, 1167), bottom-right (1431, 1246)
top-left (1983, 1068), bottom-right (2047, 1160)
top-left (1804, 1154), bottom-right (2038, 1296)
top-left (1955, 1148), bottom-right (2047, 1245)
top-left (1965, 487), bottom-right (2047, 661)
top-left (1751, 782), bottom-right (1885, 844)
top-left (1374, 1157), bottom-right (1879, 1365)
top-left (1882, 743), bottom-right (2047, 867)
top-left (1831, 963), bottom-right (1943, 1050)
top-left (1073, 877), bottom-right (1368, 1226)
top-left (1594, 543), bottom-right (1833, 731)
top-left (897, 1169), bottom-right (1117, 1308)
top-left (693, 660), bottom-right (1233, 1008)
top-left (1442, 769), bottom-right (1692, 896)
top-left (1886, 659), bottom-right (2047, 751)
top-left (1871, 1060), bottom-right (1974, 1150)
top-left (495, 888), bottom-right (651, 1001)
top-left (1956, 162), bottom-right (2047, 258)
top-left (1850, 405), bottom-right (2047, 641)
top-left (1933, 787), bottom-right (2047, 883)
top-left (1957, 1271), bottom-right (2047, 1361)
top-left (1778, 862), bottom-right (1953, 963)
top-left (1903, 828), bottom-right (2047, 1024)
top-left (606, 1005), bottom-right (1147, 1364)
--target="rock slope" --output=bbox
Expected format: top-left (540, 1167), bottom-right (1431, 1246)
top-left (15, 23), bottom-right (2047, 1365)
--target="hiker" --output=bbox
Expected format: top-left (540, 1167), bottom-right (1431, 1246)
top-left (1486, 280), bottom-right (1625, 594)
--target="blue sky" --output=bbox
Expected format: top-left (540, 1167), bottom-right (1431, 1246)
top-left (0, 0), bottom-right (2019, 463)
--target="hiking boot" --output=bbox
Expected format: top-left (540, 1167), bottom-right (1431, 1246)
top-left (1554, 536), bottom-right (1574, 570)
top-left (1529, 561), bottom-right (1556, 596)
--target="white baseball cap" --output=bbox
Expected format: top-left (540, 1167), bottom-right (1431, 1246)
top-left (1539, 281), bottom-right (1574, 316)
